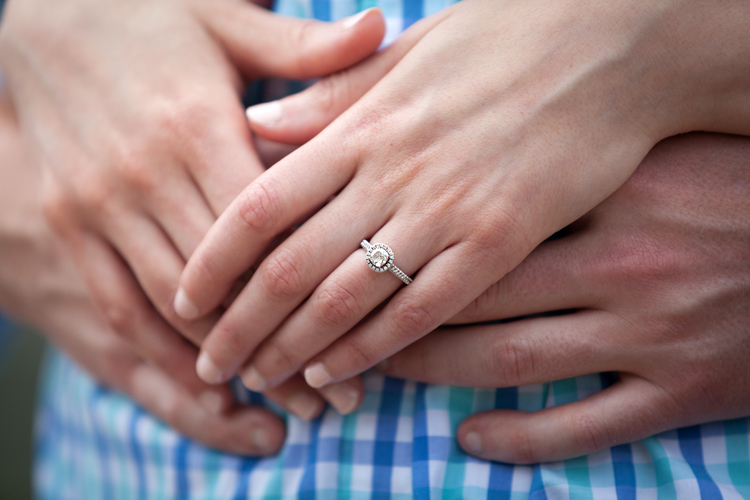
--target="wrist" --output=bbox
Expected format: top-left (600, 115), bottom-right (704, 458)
top-left (635, 1), bottom-right (750, 137)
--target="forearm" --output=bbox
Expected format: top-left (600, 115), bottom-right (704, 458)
top-left (620, 1), bottom-right (750, 137)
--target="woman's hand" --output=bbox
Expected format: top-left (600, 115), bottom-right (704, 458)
top-left (0, 0), bottom-right (385, 348)
top-left (380, 133), bottom-right (750, 463)
top-left (176, 0), bottom-right (750, 392)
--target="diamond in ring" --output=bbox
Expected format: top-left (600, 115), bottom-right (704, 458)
top-left (361, 240), bottom-right (413, 285)
top-left (371, 249), bottom-right (389, 267)
top-left (365, 243), bottom-right (394, 272)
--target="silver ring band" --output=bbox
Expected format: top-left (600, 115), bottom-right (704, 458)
top-left (361, 240), bottom-right (413, 285)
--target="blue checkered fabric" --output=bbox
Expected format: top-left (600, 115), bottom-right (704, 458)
top-left (32, 1), bottom-right (750, 498)
top-left (35, 350), bottom-right (750, 499)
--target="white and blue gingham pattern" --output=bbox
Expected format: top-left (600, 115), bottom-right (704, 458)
top-left (32, 0), bottom-right (750, 498)
top-left (35, 350), bottom-right (750, 499)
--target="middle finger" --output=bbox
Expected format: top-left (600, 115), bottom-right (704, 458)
top-left (192, 183), bottom-right (398, 384)
top-left (239, 213), bottom-right (448, 391)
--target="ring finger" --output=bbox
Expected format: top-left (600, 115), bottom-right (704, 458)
top-left (192, 182), bottom-right (415, 384)
top-left (239, 215), bottom-right (449, 391)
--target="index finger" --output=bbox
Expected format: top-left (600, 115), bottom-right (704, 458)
top-left (175, 141), bottom-right (354, 320)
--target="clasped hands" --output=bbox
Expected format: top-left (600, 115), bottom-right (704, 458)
top-left (3, 0), bottom-right (750, 463)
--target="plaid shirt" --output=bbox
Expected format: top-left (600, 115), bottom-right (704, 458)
top-left (33, 1), bottom-right (750, 498)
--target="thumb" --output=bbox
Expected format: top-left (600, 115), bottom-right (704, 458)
top-left (457, 377), bottom-right (677, 464)
top-left (198, 3), bottom-right (386, 80)
top-left (244, 10), bottom-right (450, 145)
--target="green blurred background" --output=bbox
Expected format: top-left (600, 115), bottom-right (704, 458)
top-left (0, 323), bottom-right (46, 500)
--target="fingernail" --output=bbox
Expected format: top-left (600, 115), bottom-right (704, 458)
top-left (286, 392), bottom-right (324, 421)
top-left (174, 288), bottom-right (200, 320)
top-left (252, 428), bottom-right (275, 454)
top-left (341, 8), bottom-right (374, 30)
top-left (464, 431), bottom-right (484, 454)
top-left (246, 102), bottom-right (283, 128)
top-left (198, 391), bottom-right (226, 415)
top-left (240, 366), bottom-right (268, 392)
top-left (323, 383), bottom-right (360, 415)
top-left (304, 362), bottom-right (332, 388)
top-left (196, 351), bottom-right (225, 384)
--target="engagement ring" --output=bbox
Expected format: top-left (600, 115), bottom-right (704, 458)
top-left (361, 240), bottom-right (413, 285)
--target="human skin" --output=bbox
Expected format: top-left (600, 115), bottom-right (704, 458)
top-left (244, 50), bottom-right (750, 460)
top-left (0, 0), bottom-right (383, 419)
top-left (379, 132), bottom-right (750, 462)
top-left (0, 93), bottom-right (289, 455)
top-left (175, 0), bottom-right (750, 397)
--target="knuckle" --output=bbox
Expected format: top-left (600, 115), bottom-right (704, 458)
top-left (116, 152), bottom-right (156, 194)
top-left (348, 100), bottom-right (388, 140)
top-left (41, 184), bottom-right (73, 230)
top-left (262, 341), bottom-right (298, 371)
top-left (311, 73), bottom-right (351, 115)
top-left (599, 238), bottom-right (678, 286)
top-left (188, 255), bottom-right (221, 294)
top-left (315, 280), bottom-right (362, 327)
top-left (159, 392), bottom-right (183, 424)
top-left (460, 282), bottom-right (501, 320)
top-left (259, 248), bottom-right (306, 300)
top-left (99, 301), bottom-right (138, 338)
top-left (211, 325), bottom-right (252, 362)
top-left (506, 428), bottom-right (540, 464)
top-left (236, 181), bottom-right (282, 233)
top-left (289, 20), bottom-right (319, 74)
top-left (475, 205), bottom-right (528, 252)
top-left (149, 93), bottom-right (215, 143)
top-left (73, 171), bottom-right (115, 213)
top-left (571, 412), bottom-right (611, 455)
top-left (342, 337), bottom-right (377, 369)
top-left (391, 300), bottom-right (434, 339)
top-left (493, 336), bottom-right (536, 386)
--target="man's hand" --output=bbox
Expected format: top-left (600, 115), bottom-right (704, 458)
top-left (379, 133), bottom-right (750, 463)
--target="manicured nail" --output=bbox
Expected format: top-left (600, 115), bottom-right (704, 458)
top-left (322, 383), bottom-right (360, 415)
top-left (198, 391), bottom-right (225, 415)
top-left (304, 362), bottom-right (332, 388)
top-left (286, 392), bottom-right (324, 421)
top-left (240, 366), bottom-right (267, 392)
top-left (196, 351), bottom-right (224, 384)
top-left (174, 288), bottom-right (200, 320)
top-left (463, 431), bottom-right (484, 454)
top-left (246, 102), bottom-right (283, 128)
top-left (341, 7), bottom-right (374, 30)
top-left (252, 428), bottom-right (275, 454)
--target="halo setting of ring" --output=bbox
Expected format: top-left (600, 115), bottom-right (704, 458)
top-left (361, 240), bottom-right (413, 285)
top-left (365, 243), bottom-right (394, 273)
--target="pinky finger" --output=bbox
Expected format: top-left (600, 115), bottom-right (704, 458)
top-left (126, 361), bottom-right (285, 455)
top-left (457, 376), bottom-right (676, 464)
